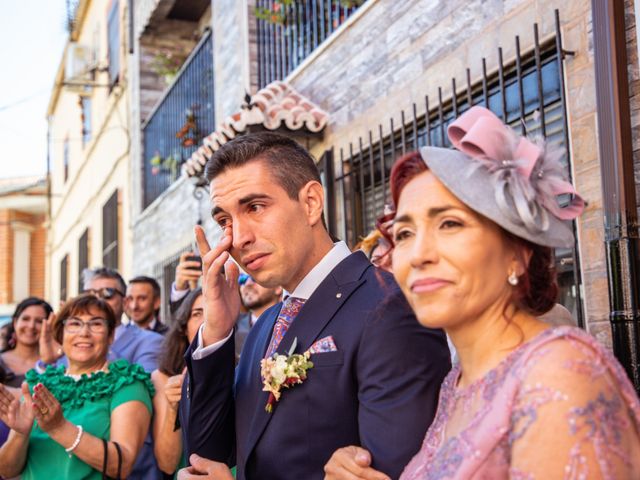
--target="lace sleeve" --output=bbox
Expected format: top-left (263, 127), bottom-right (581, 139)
top-left (508, 337), bottom-right (640, 479)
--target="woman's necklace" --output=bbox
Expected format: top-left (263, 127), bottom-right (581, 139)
top-left (65, 360), bottom-right (110, 380)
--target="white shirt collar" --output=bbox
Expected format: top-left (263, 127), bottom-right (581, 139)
top-left (284, 241), bottom-right (351, 300)
top-left (147, 317), bottom-right (157, 330)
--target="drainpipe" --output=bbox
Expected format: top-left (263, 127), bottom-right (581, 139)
top-left (591, 1), bottom-right (640, 393)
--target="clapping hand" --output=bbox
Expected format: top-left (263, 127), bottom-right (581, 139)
top-left (0, 383), bottom-right (35, 436)
top-left (39, 312), bottom-right (63, 365)
top-left (324, 446), bottom-right (391, 480)
top-left (194, 225), bottom-right (241, 346)
top-left (177, 454), bottom-right (234, 479)
top-left (31, 383), bottom-right (65, 433)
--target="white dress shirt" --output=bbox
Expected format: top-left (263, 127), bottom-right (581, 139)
top-left (192, 241), bottom-right (352, 359)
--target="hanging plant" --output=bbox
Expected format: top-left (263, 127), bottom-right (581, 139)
top-left (150, 50), bottom-right (183, 84)
top-left (255, 0), bottom-right (365, 25)
top-left (150, 151), bottom-right (180, 179)
top-left (175, 108), bottom-right (199, 147)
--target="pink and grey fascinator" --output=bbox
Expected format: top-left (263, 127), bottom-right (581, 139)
top-left (419, 106), bottom-right (585, 248)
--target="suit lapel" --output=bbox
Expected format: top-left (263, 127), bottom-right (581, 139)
top-left (242, 252), bottom-right (371, 460)
top-left (240, 305), bottom-right (281, 457)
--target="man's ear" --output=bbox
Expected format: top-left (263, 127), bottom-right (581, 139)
top-left (298, 181), bottom-right (325, 227)
top-left (153, 296), bottom-right (161, 310)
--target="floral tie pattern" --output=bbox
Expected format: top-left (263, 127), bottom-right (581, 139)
top-left (264, 297), bottom-right (305, 358)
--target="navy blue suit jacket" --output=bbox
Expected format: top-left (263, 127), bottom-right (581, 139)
top-left (184, 252), bottom-right (451, 480)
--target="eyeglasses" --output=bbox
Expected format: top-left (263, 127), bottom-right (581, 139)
top-left (238, 273), bottom-right (253, 286)
top-left (63, 318), bottom-right (109, 334)
top-left (85, 287), bottom-right (124, 300)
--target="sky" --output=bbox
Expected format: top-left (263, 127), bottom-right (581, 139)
top-left (0, 1), bottom-right (68, 179)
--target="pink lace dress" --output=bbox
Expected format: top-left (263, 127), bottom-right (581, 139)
top-left (400, 326), bottom-right (640, 479)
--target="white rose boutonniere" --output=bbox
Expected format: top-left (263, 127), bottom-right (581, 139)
top-left (260, 338), bottom-right (314, 413)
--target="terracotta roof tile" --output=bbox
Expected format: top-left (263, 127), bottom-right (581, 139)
top-left (184, 81), bottom-right (328, 177)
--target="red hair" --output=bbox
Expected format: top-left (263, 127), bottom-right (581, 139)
top-left (378, 151), bottom-right (557, 316)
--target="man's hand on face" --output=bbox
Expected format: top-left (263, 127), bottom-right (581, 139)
top-left (195, 225), bottom-right (241, 346)
top-left (176, 251), bottom-right (203, 291)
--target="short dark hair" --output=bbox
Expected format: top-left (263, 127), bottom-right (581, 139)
top-left (82, 267), bottom-right (127, 294)
top-left (128, 275), bottom-right (161, 299)
top-left (205, 132), bottom-right (321, 200)
top-left (54, 294), bottom-right (117, 344)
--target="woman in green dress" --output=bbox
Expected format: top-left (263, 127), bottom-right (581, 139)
top-left (0, 293), bottom-right (154, 479)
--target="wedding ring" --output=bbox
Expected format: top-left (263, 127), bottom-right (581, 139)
top-left (40, 407), bottom-right (49, 415)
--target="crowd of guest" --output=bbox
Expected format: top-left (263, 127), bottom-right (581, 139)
top-left (1, 107), bottom-right (639, 480)
top-left (0, 250), bottom-right (281, 479)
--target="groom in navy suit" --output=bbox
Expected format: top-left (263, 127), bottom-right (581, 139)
top-left (180, 132), bottom-right (450, 480)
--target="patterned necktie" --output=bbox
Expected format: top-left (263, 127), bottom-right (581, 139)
top-left (264, 296), bottom-right (305, 358)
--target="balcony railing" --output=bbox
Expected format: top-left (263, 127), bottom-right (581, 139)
top-left (256, 0), bottom-right (364, 88)
top-left (142, 30), bottom-right (215, 209)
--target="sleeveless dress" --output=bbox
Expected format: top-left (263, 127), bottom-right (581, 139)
top-left (400, 326), bottom-right (640, 479)
top-left (20, 359), bottom-right (155, 480)
top-left (0, 354), bottom-right (26, 388)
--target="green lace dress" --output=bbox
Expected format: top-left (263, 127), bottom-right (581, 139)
top-left (21, 359), bottom-right (154, 480)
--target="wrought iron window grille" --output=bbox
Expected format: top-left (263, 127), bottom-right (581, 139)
top-left (141, 30), bottom-right (215, 209)
top-left (321, 10), bottom-right (584, 325)
top-left (256, 0), bottom-right (364, 88)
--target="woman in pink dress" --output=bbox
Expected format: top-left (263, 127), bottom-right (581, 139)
top-left (324, 106), bottom-right (640, 479)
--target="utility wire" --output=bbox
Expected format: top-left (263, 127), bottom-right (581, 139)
top-left (0, 89), bottom-right (48, 112)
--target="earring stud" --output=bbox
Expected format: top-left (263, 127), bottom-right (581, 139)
top-left (508, 271), bottom-right (519, 286)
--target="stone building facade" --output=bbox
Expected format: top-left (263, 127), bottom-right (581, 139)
top-left (127, 0), bottom-right (638, 351)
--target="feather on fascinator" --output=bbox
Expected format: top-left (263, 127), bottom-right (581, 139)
top-left (419, 106), bottom-right (585, 248)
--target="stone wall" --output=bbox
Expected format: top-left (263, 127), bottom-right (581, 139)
top-left (212, 0), bottom-right (254, 121)
top-left (131, 0), bottom-right (256, 277)
top-left (626, 0), bottom-right (640, 216)
top-left (131, 178), bottom-right (216, 275)
top-left (130, 0), bottom-right (611, 345)
top-left (131, 0), bottom-right (219, 277)
top-left (283, 0), bottom-right (608, 342)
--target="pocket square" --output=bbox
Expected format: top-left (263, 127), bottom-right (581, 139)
top-left (308, 335), bottom-right (338, 354)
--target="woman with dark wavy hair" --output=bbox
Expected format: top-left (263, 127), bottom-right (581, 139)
top-left (0, 294), bottom-right (153, 479)
top-left (325, 106), bottom-right (640, 479)
top-left (152, 287), bottom-right (204, 477)
top-left (0, 297), bottom-right (52, 388)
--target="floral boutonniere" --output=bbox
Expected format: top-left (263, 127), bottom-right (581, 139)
top-left (260, 338), bottom-right (313, 413)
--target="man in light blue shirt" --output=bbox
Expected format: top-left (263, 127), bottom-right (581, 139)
top-left (81, 268), bottom-right (164, 371)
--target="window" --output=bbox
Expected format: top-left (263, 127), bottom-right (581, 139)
top-left (60, 254), bottom-right (69, 302)
top-left (63, 137), bottom-right (69, 182)
top-left (107, 0), bottom-right (120, 86)
top-left (80, 96), bottom-right (92, 146)
top-left (336, 51), bottom-right (566, 242)
top-left (255, 0), bottom-right (365, 88)
top-left (324, 24), bottom-right (583, 324)
top-left (102, 190), bottom-right (119, 270)
top-left (142, 30), bottom-right (215, 208)
top-left (78, 228), bottom-right (89, 294)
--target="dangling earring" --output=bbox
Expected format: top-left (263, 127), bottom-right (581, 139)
top-left (508, 270), bottom-right (519, 286)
